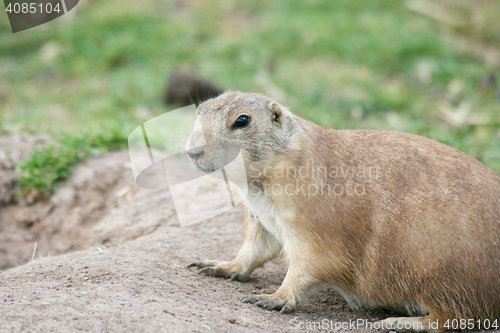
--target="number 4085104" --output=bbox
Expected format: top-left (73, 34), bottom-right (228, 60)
top-left (444, 319), bottom-right (499, 330)
top-left (5, 2), bottom-right (62, 14)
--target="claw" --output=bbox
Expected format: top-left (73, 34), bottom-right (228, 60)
top-left (241, 294), bottom-right (294, 313)
top-left (230, 272), bottom-right (248, 282)
top-left (241, 296), bottom-right (259, 304)
top-left (199, 267), bottom-right (216, 276)
top-left (188, 260), bottom-right (248, 281)
top-left (255, 300), bottom-right (275, 310)
top-left (187, 261), bottom-right (211, 269)
top-left (280, 302), bottom-right (294, 314)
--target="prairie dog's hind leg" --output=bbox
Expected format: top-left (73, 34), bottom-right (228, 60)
top-left (241, 258), bottom-right (320, 313)
top-left (188, 212), bottom-right (281, 281)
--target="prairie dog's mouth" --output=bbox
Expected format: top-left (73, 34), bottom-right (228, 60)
top-left (188, 157), bottom-right (217, 174)
top-left (185, 149), bottom-right (218, 174)
top-left (186, 141), bottom-right (241, 174)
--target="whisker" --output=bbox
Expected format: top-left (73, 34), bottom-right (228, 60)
top-left (182, 86), bottom-right (196, 107)
top-left (196, 84), bottom-right (200, 107)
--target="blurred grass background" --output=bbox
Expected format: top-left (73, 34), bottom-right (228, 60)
top-left (0, 0), bottom-right (499, 193)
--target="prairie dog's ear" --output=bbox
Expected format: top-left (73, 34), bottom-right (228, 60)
top-left (267, 102), bottom-right (285, 125)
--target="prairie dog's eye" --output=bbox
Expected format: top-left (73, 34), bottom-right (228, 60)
top-left (232, 115), bottom-right (250, 129)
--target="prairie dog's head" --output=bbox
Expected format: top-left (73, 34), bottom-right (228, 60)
top-left (186, 91), bottom-right (299, 175)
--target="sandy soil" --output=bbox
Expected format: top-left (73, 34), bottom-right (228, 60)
top-left (0, 145), bottom-right (497, 332)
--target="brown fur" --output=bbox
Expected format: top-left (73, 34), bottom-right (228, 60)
top-left (187, 91), bottom-right (500, 332)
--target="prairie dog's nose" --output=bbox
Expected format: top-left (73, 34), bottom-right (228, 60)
top-left (187, 146), bottom-right (204, 160)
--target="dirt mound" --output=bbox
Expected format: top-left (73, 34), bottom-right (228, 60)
top-left (0, 150), bottom-right (136, 270)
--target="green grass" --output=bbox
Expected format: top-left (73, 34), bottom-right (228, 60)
top-left (17, 130), bottom-right (127, 195)
top-left (1, 0), bottom-right (499, 194)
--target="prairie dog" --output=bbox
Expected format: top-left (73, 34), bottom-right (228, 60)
top-left (186, 91), bottom-right (500, 332)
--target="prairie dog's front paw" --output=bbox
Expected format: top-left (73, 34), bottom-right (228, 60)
top-left (187, 260), bottom-right (250, 281)
top-left (241, 293), bottom-right (296, 313)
